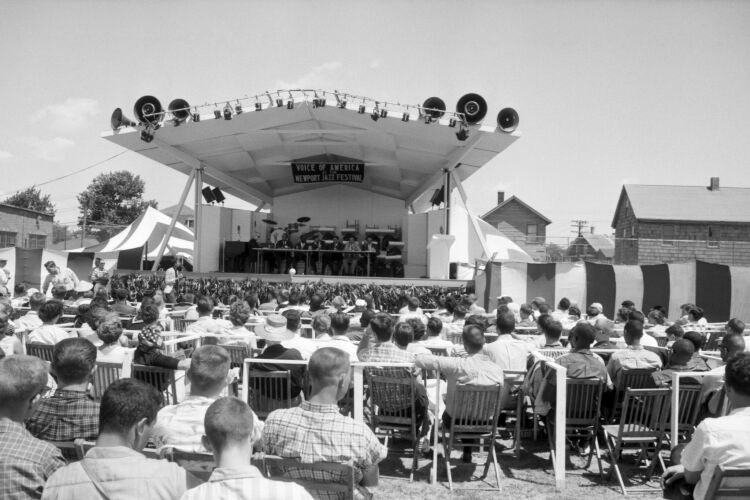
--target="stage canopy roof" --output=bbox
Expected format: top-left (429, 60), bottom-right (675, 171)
top-left (103, 90), bottom-right (519, 210)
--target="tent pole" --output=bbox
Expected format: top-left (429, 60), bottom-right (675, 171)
top-left (152, 169), bottom-right (196, 272)
top-left (194, 166), bottom-right (203, 272)
top-left (449, 169), bottom-right (491, 259)
top-left (444, 169), bottom-right (450, 235)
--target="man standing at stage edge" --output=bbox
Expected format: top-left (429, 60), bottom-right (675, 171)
top-left (163, 263), bottom-right (182, 304)
top-left (41, 261), bottom-right (79, 298)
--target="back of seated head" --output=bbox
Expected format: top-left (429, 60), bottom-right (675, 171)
top-left (530, 297), bottom-right (545, 308)
top-left (621, 300), bottom-right (635, 310)
top-left (726, 318), bottom-right (745, 335)
top-left (77, 303), bottom-right (91, 318)
top-left (279, 289), bottom-right (290, 303)
top-left (462, 324), bottom-right (485, 354)
top-left (464, 314), bottom-right (488, 332)
top-left (496, 311), bottom-right (516, 334)
top-left (593, 317), bottom-right (614, 336)
top-left (309, 347), bottom-right (350, 386)
top-left (520, 304), bottom-right (533, 316)
top-left (722, 333), bottom-right (746, 357)
top-left (52, 337), bottom-right (97, 384)
top-left (460, 294), bottom-right (473, 308)
top-left (0, 355), bottom-right (49, 410)
top-left (369, 312), bottom-right (394, 342)
top-left (243, 293), bottom-right (258, 309)
top-left (140, 304), bottom-right (160, 325)
top-left (282, 308), bottom-right (301, 331)
top-left (537, 313), bottom-right (552, 331)
top-left (453, 304), bottom-right (468, 318)
top-left (571, 322), bottom-right (597, 349)
top-left (331, 295), bottom-right (346, 310)
top-left (427, 317), bottom-right (442, 336)
top-left (204, 397), bottom-right (255, 453)
top-left (623, 319), bottom-right (644, 341)
top-left (496, 304), bottom-right (510, 315)
top-left (648, 309), bottom-right (665, 325)
top-left (52, 285), bottom-right (67, 300)
top-left (405, 317), bottom-right (426, 341)
top-left (196, 296), bottom-right (214, 316)
top-left (312, 314), bottom-right (331, 334)
top-left (407, 296), bottom-right (420, 310)
top-left (39, 299), bottom-right (64, 323)
top-left (364, 294), bottom-right (375, 309)
top-left (330, 312), bottom-right (349, 334)
top-left (393, 322), bottom-right (414, 348)
top-left (444, 296), bottom-right (456, 314)
top-left (114, 288), bottom-right (129, 301)
top-left (188, 345), bottom-right (230, 395)
top-left (181, 292), bottom-right (196, 305)
top-left (99, 378), bottom-right (162, 435)
top-left (537, 303), bottom-right (551, 315)
top-left (86, 307), bottom-right (109, 330)
top-left (665, 324), bottom-right (685, 338)
top-left (568, 305), bottom-right (581, 318)
top-left (309, 294), bottom-right (324, 312)
top-left (141, 295), bottom-right (155, 308)
top-left (628, 310), bottom-right (646, 323)
top-left (670, 339), bottom-right (695, 364)
top-left (359, 308), bottom-right (375, 329)
top-left (14, 283), bottom-right (26, 295)
top-left (97, 313), bottom-right (123, 345)
top-left (683, 330), bottom-right (704, 351)
top-left (587, 305), bottom-right (600, 318)
top-left (542, 320), bottom-right (563, 341)
top-left (288, 291), bottom-right (300, 306)
top-left (29, 292), bottom-right (46, 310)
top-left (688, 307), bottom-right (704, 320)
top-left (725, 351), bottom-right (750, 397)
top-left (90, 295), bottom-right (110, 310)
top-left (557, 297), bottom-right (570, 310)
top-left (229, 301), bottom-right (251, 327)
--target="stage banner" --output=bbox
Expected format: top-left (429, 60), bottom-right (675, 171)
top-left (476, 261), bottom-right (503, 312)
top-left (500, 262), bottom-right (529, 306)
top-left (667, 262), bottom-right (696, 321)
top-left (526, 263), bottom-right (556, 307)
top-left (585, 262), bottom-right (617, 319)
top-left (641, 264), bottom-right (670, 315)
top-left (554, 262), bottom-right (587, 312)
top-left (291, 162), bottom-right (365, 183)
top-left (696, 260), bottom-right (731, 323)
top-left (16, 248), bottom-right (43, 291)
top-left (117, 246), bottom-right (144, 270)
top-left (66, 252), bottom-right (95, 285)
top-left (730, 265), bottom-right (750, 322)
top-left (614, 265), bottom-right (644, 317)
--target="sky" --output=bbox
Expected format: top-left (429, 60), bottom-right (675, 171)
top-left (1, 0), bottom-right (749, 243)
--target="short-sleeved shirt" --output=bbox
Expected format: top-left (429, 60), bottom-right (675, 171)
top-left (555, 350), bottom-right (612, 389)
top-left (680, 406), bottom-right (750, 500)
top-left (28, 325), bottom-right (72, 345)
top-left (483, 334), bottom-right (537, 372)
top-left (0, 417), bottom-right (65, 500)
top-left (26, 390), bottom-right (100, 441)
top-left (180, 466), bottom-right (313, 500)
top-left (606, 345), bottom-right (663, 385)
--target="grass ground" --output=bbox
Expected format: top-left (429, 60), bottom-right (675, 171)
top-left (369, 435), bottom-right (665, 500)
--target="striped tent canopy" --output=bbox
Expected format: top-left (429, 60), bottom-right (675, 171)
top-left (475, 260), bottom-right (750, 323)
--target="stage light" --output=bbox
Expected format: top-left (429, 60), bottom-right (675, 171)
top-left (338, 100), bottom-right (347, 109)
top-left (140, 129), bottom-right (154, 143)
top-left (212, 187), bottom-right (226, 203)
top-left (276, 98), bottom-right (284, 107)
top-left (424, 115), bottom-right (432, 124)
top-left (235, 102), bottom-right (243, 115)
top-left (255, 101), bottom-right (262, 111)
top-left (448, 118), bottom-right (457, 127)
top-left (214, 108), bottom-right (222, 119)
top-left (312, 98), bottom-right (319, 108)
top-left (380, 109), bottom-right (387, 118)
top-left (287, 100), bottom-right (294, 109)
top-left (223, 103), bottom-right (232, 120)
top-left (455, 127), bottom-right (469, 141)
top-left (202, 187), bottom-right (216, 204)
top-left (320, 98), bottom-right (326, 106)
top-left (370, 109), bottom-right (379, 121)
top-left (401, 112), bottom-right (409, 122)
top-left (358, 104), bottom-right (366, 114)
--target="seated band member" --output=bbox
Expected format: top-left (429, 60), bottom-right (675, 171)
top-left (341, 236), bottom-right (360, 276)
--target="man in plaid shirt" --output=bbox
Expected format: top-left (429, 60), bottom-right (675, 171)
top-left (261, 347), bottom-right (387, 500)
top-left (0, 355), bottom-right (65, 499)
top-left (26, 338), bottom-right (100, 441)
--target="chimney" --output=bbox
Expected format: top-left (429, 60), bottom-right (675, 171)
top-left (590, 226), bottom-right (595, 234)
top-left (709, 177), bottom-right (720, 191)
top-left (497, 191), bottom-right (505, 205)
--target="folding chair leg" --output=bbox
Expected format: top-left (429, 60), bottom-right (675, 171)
top-left (594, 435), bottom-right (604, 480)
top-left (442, 429), bottom-right (453, 491)
top-left (491, 443), bottom-right (502, 491)
top-left (607, 437), bottom-right (627, 495)
top-left (547, 424), bottom-right (556, 471)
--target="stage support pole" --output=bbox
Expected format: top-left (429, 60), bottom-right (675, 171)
top-left (194, 166), bottom-right (204, 272)
top-left (449, 169), bottom-right (491, 259)
top-left (444, 169), bottom-right (450, 234)
top-left (152, 169), bottom-right (196, 272)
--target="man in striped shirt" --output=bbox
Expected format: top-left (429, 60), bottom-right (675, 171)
top-left (180, 397), bottom-right (312, 500)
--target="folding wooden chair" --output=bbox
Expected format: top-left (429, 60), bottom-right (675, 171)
top-left (92, 362), bottom-right (122, 400)
top-left (47, 439), bottom-right (85, 461)
top-left (498, 370), bottom-right (526, 459)
top-left (162, 447), bottom-right (216, 482)
top-left (131, 364), bottom-right (178, 406)
top-left (26, 342), bottom-right (54, 362)
top-left (611, 368), bottom-right (658, 420)
top-left (76, 439), bottom-right (161, 460)
top-left (441, 383), bottom-right (504, 491)
top-left (263, 455), bottom-right (357, 500)
top-left (656, 336), bottom-right (669, 347)
top-left (538, 348), bottom-right (569, 360)
top-left (365, 367), bottom-right (419, 481)
top-left (219, 343), bottom-right (252, 396)
top-left (247, 369), bottom-right (294, 420)
top-left (601, 387), bottom-right (671, 494)
top-left (703, 464), bottom-right (750, 500)
top-left (426, 346), bottom-right (449, 357)
top-left (547, 378), bottom-right (605, 477)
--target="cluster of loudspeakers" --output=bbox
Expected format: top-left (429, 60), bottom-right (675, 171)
top-left (422, 94), bottom-right (518, 133)
top-left (202, 186), bottom-right (225, 204)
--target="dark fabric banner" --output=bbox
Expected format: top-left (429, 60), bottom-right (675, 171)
top-left (116, 246), bottom-right (144, 270)
top-left (641, 264), bottom-right (670, 314)
top-left (66, 252), bottom-right (95, 284)
top-left (15, 248), bottom-right (43, 288)
top-left (526, 263), bottom-right (556, 306)
top-left (585, 262), bottom-right (617, 319)
top-left (696, 260), bottom-right (731, 323)
top-left (479, 262), bottom-right (503, 312)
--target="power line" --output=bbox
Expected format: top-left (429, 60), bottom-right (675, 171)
top-left (570, 219), bottom-right (588, 237)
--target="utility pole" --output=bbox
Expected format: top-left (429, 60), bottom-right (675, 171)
top-left (81, 197), bottom-right (89, 247)
top-left (570, 219), bottom-right (588, 237)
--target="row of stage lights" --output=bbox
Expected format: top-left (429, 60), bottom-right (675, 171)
top-left (111, 90), bottom-right (518, 143)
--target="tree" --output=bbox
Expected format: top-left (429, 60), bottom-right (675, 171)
top-left (3, 186), bottom-right (55, 215)
top-left (78, 171), bottom-right (157, 242)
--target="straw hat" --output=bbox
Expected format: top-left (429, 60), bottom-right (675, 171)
top-left (258, 314), bottom-right (293, 342)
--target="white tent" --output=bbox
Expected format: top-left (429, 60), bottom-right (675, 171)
top-left (72, 206), bottom-right (194, 260)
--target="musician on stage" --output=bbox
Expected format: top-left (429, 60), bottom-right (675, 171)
top-left (310, 233), bottom-right (324, 274)
top-left (163, 262), bottom-right (183, 303)
top-left (274, 231), bottom-right (292, 273)
top-left (328, 235), bottom-right (345, 276)
top-left (341, 236), bottom-right (360, 276)
top-left (89, 258), bottom-right (110, 298)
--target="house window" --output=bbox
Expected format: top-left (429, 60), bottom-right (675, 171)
top-left (662, 225), bottom-right (675, 246)
top-left (707, 226), bottom-right (719, 248)
top-left (27, 234), bottom-right (46, 249)
top-left (186, 219), bottom-right (194, 229)
top-left (526, 224), bottom-right (540, 244)
top-left (0, 231), bottom-right (17, 248)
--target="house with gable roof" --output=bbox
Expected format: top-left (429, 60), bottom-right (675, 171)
top-left (481, 192), bottom-right (551, 261)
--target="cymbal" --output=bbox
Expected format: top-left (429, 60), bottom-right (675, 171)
top-left (297, 216), bottom-right (311, 223)
top-left (262, 219), bottom-right (278, 225)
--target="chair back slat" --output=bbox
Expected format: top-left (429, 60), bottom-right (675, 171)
top-left (93, 362), bottom-right (122, 400)
top-left (366, 370), bottom-right (416, 431)
top-left (656, 337), bottom-right (668, 347)
top-left (263, 455), bottom-right (356, 500)
top-left (451, 384), bottom-right (502, 434)
top-left (538, 348), bottom-right (569, 360)
top-left (247, 370), bottom-right (293, 419)
top-left (27, 343), bottom-right (54, 362)
top-left (426, 346), bottom-right (448, 357)
top-left (218, 343), bottom-right (251, 368)
top-left (566, 378), bottom-right (604, 426)
top-left (131, 364), bottom-right (178, 406)
top-left (676, 385), bottom-right (703, 432)
top-left (162, 447), bottom-right (216, 482)
top-left (618, 388), bottom-right (670, 438)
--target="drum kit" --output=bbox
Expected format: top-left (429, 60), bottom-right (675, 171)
top-left (262, 216), bottom-right (313, 241)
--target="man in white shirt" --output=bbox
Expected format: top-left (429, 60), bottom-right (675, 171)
top-left (662, 352), bottom-right (750, 500)
top-left (484, 311), bottom-right (537, 372)
top-left (15, 292), bottom-right (45, 336)
top-left (41, 261), bottom-right (79, 298)
top-left (606, 320), bottom-right (663, 386)
top-left (186, 297), bottom-right (231, 338)
top-left (699, 333), bottom-right (746, 415)
top-left (29, 300), bottom-right (72, 345)
top-left (320, 313), bottom-right (358, 359)
top-left (280, 309), bottom-right (317, 359)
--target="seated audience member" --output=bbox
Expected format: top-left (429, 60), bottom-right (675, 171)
top-left (311, 314), bottom-right (331, 340)
top-left (606, 320), bottom-right (663, 386)
top-left (567, 305), bottom-right (582, 322)
top-left (279, 309), bottom-right (317, 359)
top-left (724, 318), bottom-right (747, 350)
top-left (26, 338), bottom-right (99, 441)
top-left (518, 304), bottom-right (536, 327)
top-left (173, 292), bottom-right (197, 316)
top-left (665, 324), bottom-right (685, 348)
top-left (662, 352), bottom-right (750, 500)
top-left (111, 288), bottom-right (137, 316)
top-left (683, 331), bottom-right (711, 372)
top-left (0, 311), bottom-right (23, 356)
top-left (648, 309), bottom-right (667, 327)
top-left (464, 293), bottom-right (485, 314)
top-left (615, 307), bottom-right (631, 325)
top-left (42, 378), bottom-right (189, 499)
top-left (592, 318), bottom-right (620, 350)
top-left (11, 283), bottom-right (29, 308)
top-left (96, 313), bottom-right (130, 364)
top-left (686, 306), bottom-right (708, 328)
top-left (652, 339), bottom-right (701, 387)
top-left (416, 325), bottom-right (505, 462)
top-left (556, 323), bottom-right (612, 389)
top-left (187, 296), bottom-right (231, 337)
top-left (28, 300), bottom-right (70, 345)
top-left (255, 315), bottom-right (306, 403)
top-left (699, 333), bottom-right (746, 415)
top-left (418, 317), bottom-right (454, 352)
top-left (393, 321), bottom-right (430, 356)
top-left (530, 297), bottom-right (546, 319)
top-left (539, 319), bottom-right (564, 349)
top-left (15, 291), bottom-right (45, 337)
top-left (551, 297), bottom-right (570, 322)
top-left (180, 397), bottom-right (312, 500)
top-left (76, 306), bottom-right (109, 346)
top-left (443, 304), bottom-right (468, 338)
top-left (586, 302), bottom-right (606, 324)
top-left (0, 355), bottom-right (65, 499)
top-left (306, 293), bottom-right (326, 317)
top-left (399, 296), bottom-right (424, 315)
top-left (153, 346), bottom-right (262, 452)
top-left (621, 300), bottom-right (636, 312)
top-left (323, 313), bottom-right (358, 359)
top-left (219, 300), bottom-right (258, 349)
top-left (261, 347), bottom-right (387, 498)
top-left (485, 311), bottom-right (536, 371)
top-left (133, 304), bottom-right (191, 371)
top-left (537, 302), bottom-right (551, 317)
top-left (405, 317), bottom-right (429, 348)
